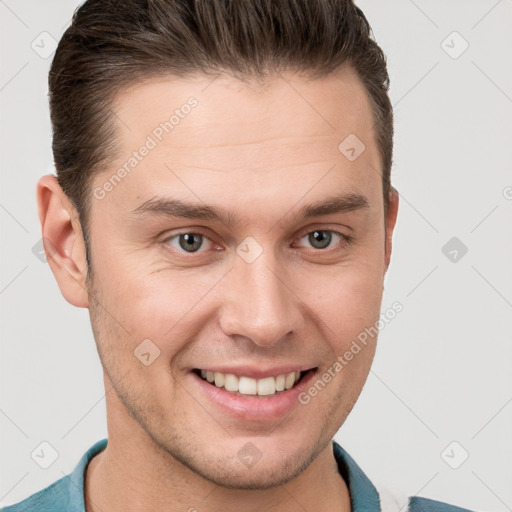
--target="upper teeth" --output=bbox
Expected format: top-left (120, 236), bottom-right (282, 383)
top-left (199, 370), bottom-right (301, 396)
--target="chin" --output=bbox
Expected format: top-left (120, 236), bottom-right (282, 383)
top-left (194, 455), bottom-right (311, 490)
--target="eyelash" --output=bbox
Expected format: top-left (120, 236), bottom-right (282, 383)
top-left (162, 228), bottom-right (353, 255)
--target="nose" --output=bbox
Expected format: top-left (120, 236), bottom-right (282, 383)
top-left (218, 252), bottom-right (305, 347)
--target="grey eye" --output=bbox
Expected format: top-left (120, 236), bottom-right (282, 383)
top-left (178, 233), bottom-right (204, 252)
top-left (307, 230), bottom-right (333, 249)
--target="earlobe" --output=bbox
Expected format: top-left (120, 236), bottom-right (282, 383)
top-left (37, 174), bottom-right (90, 308)
top-left (384, 186), bottom-right (399, 273)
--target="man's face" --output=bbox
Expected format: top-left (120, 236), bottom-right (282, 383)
top-left (85, 66), bottom-right (396, 488)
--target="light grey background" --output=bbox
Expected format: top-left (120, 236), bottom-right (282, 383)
top-left (1, 0), bottom-right (511, 510)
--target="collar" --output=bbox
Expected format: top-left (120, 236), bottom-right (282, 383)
top-left (333, 440), bottom-right (381, 512)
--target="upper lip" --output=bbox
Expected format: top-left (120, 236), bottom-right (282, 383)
top-left (193, 365), bottom-right (317, 379)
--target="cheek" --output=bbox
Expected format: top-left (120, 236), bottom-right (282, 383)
top-left (295, 256), bottom-right (385, 345)
top-left (296, 263), bottom-right (383, 413)
top-left (92, 253), bottom-right (228, 355)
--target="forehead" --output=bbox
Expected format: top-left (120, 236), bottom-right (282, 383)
top-left (113, 66), bottom-right (375, 151)
top-left (94, 66), bottom-right (381, 219)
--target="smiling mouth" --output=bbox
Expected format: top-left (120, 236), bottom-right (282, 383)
top-left (193, 368), bottom-right (315, 397)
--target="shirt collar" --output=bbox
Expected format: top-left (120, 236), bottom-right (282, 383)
top-left (333, 440), bottom-right (381, 512)
top-left (68, 438), bottom-right (108, 512)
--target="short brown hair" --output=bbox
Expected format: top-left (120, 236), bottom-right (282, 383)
top-left (49, 0), bottom-right (393, 268)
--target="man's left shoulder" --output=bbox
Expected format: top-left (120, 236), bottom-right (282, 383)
top-left (407, 496), bottom-right (477, 512)
top-left (378, 487), bottom-right (477, 512)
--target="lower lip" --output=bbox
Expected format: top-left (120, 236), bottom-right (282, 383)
top-left (190, 369), bottom-right (318, 422)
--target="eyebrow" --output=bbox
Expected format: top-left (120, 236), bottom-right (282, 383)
top-left (130, 192), bottom-right (370, 225)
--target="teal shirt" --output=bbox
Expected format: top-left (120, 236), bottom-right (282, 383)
top-left (2, 439), bottom-right (475, 512)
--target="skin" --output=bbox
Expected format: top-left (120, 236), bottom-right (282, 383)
top-left (38, 64), bottom-right (399, 512)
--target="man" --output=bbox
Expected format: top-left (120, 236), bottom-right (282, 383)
top-left (3, 1), bottom-right (476, 511)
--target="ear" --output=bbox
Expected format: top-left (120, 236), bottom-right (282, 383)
top-left (384, 186), bottom-right (399, 273)
top-left (37, 174), bottom-right (90, 308)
